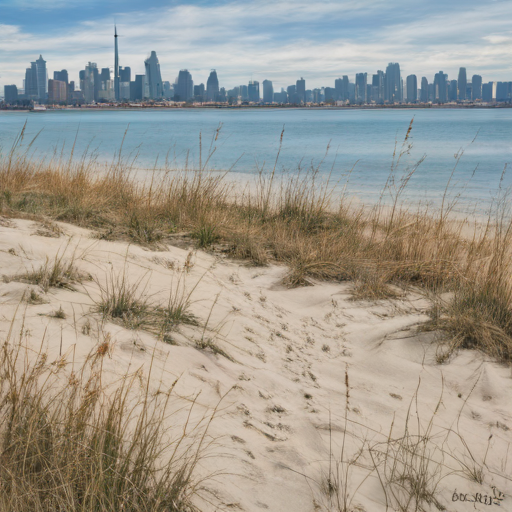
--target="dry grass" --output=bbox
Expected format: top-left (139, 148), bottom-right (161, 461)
top-left (2, 124), bottom-right (512, 362)
top-left (0, 331), bottom-right (215, 512)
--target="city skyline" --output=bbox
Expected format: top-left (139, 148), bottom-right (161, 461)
top-left (1, 0), bottom-right (512, 92)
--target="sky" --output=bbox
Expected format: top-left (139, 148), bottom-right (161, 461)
top-left (0, 0), bottom-right (511, 92)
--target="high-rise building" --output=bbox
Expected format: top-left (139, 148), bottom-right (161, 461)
top-left (130, 75), bottom-right (145, 101)
top-left (355, 73), bottom-right (367, 103)
top-left (35, 55), bottom-right (47, 100)
top-left (175, 70), bottom-right (193, 101)
top-left (448, 80), bottom-right (458, 101)
top-left (25, 64), bottom-right (38, 99)
top-left (458, 67), bottom-right (467, 101)
top-left (248, 80), bottom-right (260, 102)
top-left (287, 85), bottom-right (297, 104)
top-left (406, 75), bottom-right (417, 102)
top-left (120, 67), bottom-right (131, 83)
top-left (194, 83), bottom-right (205, 101)
top-left (144, 51), bottom-right (163, 99)
top-left (4, 85), bottom-right (18, 104)
top-left (53, 70), bottom-right (68, 84)
top-left (83, 62), bottom-right (98, 103)
top-left (420, 77), bottom-right (428, 103)
top-left (372, 71), bottom-right (385, 103)
top-left (434, 71), bottom-right (447, 103)
top-left (385, 63), bottom-right (401, 103)
top-left (496, 82), bottom-right (510, 102)
top-left (48, 79), bottom-right (67, 103)
top-left (262, 79), bottom-right (273, 103)
top-left (206, 70), bottom-right (220, 102)
top-left (296, 77), bottom-right (306, 103)
top-left (472, 75), bottom-right (482, 101)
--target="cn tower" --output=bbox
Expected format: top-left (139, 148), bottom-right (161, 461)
top-left (114, 25), bottom-right (120, 101)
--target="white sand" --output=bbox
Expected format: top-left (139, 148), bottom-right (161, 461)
top-left (0, 217), bottom-right (511, 511)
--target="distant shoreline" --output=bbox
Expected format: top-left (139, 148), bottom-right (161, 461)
top-left (1, 103), bottom-right (512, 113)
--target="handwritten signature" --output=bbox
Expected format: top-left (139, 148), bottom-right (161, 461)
top-left (452, 486), bottom-right (505, 506)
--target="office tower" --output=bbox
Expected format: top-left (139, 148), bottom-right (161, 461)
top-left (48, 79), bottom-right (67, 103)
top-left (248, 80), bottom-right (260, 102)
top-left (324, 87), bottom-right (335, 103)
top-left (355, 73), bottom-right (367, 103)
top-left (83, 62), bottom-right (98, 103)
top-left (53, 70), bottom-right (68, 84)
top-left (406, 75), bottom-right (417, 102)
top-left (458, 67), bottom-right (467, 100)
top-left (371, 71), bottom-right (384, 103)
top-left (262, 79), bottom-right (273, 103)
top-left (25, 64), bottom-right (38, 99)
top-left (194, 83), bottom-right (205, 101)
top-left (496, 82), bottom-right (509, 101)
top-left (162, 81), bottom-right (172, 99)
top-left (175, 70), bottom-right (193, 101)
top-left (341, 75), bottom-right (349, 101)
top-left (219, 87), bottom-right (227, 102)
top-left (129, 75), bottom-right (145, 101)
top-left (296, 77), bottom-right (306, 103)
top-left (482, 83), bottom-right (493, 102)
top-left (448, 80), bottom-right (457, 101)
top-left (206, 70), bottom-right (220, 102)
top-left (420, 77), bottom-right (428, 102)
top-left (472, 75), bottom-right (482, 101)
top-left (144, 51), bottom-right (164, 99)
top-left (4, 85), bottom-right (18, 104)
top-left (434, 71), bottom-right (447, 103)
top-left (35, 55), bottom-right (47, 100)
top-left (385, 62), bottom-right (401, 102)
top-left (120, 67), bottom-right (131, 82)
top-left (334, 78), bottom-right (343, 101)
top-left (274, 89), bottom-right (287, 103)
top-left (100, 68), bottom-right (111, 85)
top-left (287, 84), bottom-right (297, 104)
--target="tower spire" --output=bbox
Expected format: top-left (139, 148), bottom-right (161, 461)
top-left (114, 24), bottom-right (120, 101)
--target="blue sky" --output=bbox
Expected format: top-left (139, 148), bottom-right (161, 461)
top-left (1, 0), bottom-right (511, 92)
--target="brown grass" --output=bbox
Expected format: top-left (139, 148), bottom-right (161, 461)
top-left (0, 332), bottom-right (217, 512)
top-left (2, 124), bottom-right (512, 362)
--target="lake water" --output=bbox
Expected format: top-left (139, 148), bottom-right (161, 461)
top-left (0, 108), bottom-right (511, 213)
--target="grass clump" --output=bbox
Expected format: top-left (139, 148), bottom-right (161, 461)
top-left (93, 268), bottom-right (152, 330)
top-left (192, 224), bottom-right (219, 249)
top-left (0, 339), bottom-right (210, 512)
top-left (17, 251), bottom-right (83, 293)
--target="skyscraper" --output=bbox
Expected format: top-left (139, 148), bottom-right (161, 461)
top-left (206, 70), bottom-right (219, 102)
top-left (420, 77), bottom-right (429, 103)
top-left (83, 62), bottom-right (98, 103)
top-left (25, 64), bottom-right (38, 99)
top-left (248, 80), bottom-right (260, 102)
top-left (4, 85), bottom-right (18, 104)
top-left (53, 70), bottom-right (68, 84)
top-left (448, 80), bottom-right (458, 101)
top-left (114, 26), bottom-right (120, 101)
top-left (385, 63), bottom-right (401, 103)
top-left (48, 79), bottom-right (67, 103)
top-left (434, 71), bottom-right (447, 103)
top-left (472, 75), bottom-right (482, 101)
top-left (458, 67), bottom-right (467, 101)
top-left (144, 51), bottom-right (163, 99)
top-left (355, 73), bottom-right (367, 103)
top-left (296, 78), bottom-right (306, 103)
top-left (175, 70), bottom-right (193, 101)
top-left (406, 75), bottom-right (417, 102)
top-left (262, 79), bottom-right (273, 103)
top-left (35, 55), bottom-right (47, 100)
top-left (372, 71), bottom-right (384, 103)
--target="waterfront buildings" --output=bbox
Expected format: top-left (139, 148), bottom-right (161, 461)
top-left (296, 77), bottom-right (306, 104)
top-left (385, 62), bottom-right (401, 103)
top-left (406, 75), bottom-right (417, 102)
top-left (48, 79), bottom-right (67, 103)
top-left (472, 75), bottom-right (482, 101)
top-left (458, 67), bottom-right (467, 100)
top-left (248, 80), bottom-right (260, 102)
top-left (4, 85), bottom-right (18, 103)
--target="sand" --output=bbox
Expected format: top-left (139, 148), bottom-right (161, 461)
top-left (0, 216), bottom-right (511, 511)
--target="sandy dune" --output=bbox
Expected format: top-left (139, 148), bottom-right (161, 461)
top-left (1, 217), bottom-right (511, 511)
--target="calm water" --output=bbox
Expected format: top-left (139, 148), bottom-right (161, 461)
top-left (0, 108), bottom-right (511, 212)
